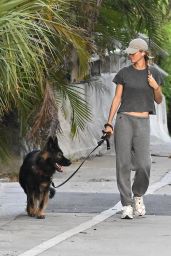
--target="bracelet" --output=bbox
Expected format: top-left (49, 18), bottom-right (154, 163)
top-left (104, 123), bottom-right (113, 130)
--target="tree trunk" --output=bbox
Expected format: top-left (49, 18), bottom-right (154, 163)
top-left (96, 0), bottom-right (103, 6)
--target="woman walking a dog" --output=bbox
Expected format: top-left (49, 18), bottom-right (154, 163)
top-left (104, 38), bottom-right (163, 219)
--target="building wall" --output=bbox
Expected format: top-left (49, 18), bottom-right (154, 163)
top-left (58, 72), bottom-right (171, 159)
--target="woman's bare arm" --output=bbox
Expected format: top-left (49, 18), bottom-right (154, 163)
top-left (104, 84), bottom-right (123, 134)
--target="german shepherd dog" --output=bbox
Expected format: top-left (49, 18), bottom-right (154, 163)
top-left (19, 136), bottom-right (71, 219)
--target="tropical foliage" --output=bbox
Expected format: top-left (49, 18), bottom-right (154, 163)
top-left (0, 0), bottom-right (94, 158)
top-left (95, 0), bottom-right (169, 52)
top-left (160, 21), bottom-right (171, 133)
top-left (0, 0), bottom-right (170, 160)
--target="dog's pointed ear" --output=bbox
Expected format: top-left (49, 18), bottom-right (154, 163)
top-left (46, 136), bottom-right (54, 150)
top-left (48, 136), bottom-right (54, 143)
top-left (54, 136), bottom-right (58, 146)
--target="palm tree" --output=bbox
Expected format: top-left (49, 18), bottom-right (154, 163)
top-left (0, 0), bottom-right (93, 157)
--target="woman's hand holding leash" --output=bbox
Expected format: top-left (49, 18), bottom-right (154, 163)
top-left (103, 123), bottom-right (114, 135)
top-left (101, 123), bottom-right (113, 150)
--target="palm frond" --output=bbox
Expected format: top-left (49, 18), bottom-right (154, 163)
top-left (0, 0), bottom-right (93, 148)
top-left (54, 80), bottom-right (92, 137)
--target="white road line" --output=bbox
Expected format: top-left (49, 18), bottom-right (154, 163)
top-left (18, 201), bottom-right (122, 256)
top-left (146, 171), bottom-right (171, 194)
top-left (18, 170), bottom-right (171, 256)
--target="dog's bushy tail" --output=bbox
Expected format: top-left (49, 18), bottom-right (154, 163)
top-left (49, 187), bottom-right (56, 199)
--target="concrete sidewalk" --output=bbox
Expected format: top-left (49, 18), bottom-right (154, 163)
top-left (0, 142), bottom-right (171, 256)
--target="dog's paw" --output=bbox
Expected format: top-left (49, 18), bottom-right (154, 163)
top-left (37, 215), bottom-right (45, 219)
top-left (30, 214), bottom-right (36, 217)
top-left (27, 212), bottom-right (36, 217)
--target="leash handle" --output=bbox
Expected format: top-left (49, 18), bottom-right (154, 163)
top-left (101, 132), bottom-right (111, 150)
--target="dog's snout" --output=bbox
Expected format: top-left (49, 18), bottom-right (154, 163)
top-left (66, 159), bottom-right (72, 166)
top-left (63, 157), bottom-right (71, 166)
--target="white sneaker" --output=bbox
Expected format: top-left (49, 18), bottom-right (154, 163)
top-left (134, 197), bottom-right (146, 216)
top-left (121, 205), bottom-right (133, 219)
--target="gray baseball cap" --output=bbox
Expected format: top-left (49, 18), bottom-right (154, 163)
top-left (126, 38), bottom-right (148, 54)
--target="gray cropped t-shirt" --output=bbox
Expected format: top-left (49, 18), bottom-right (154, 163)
top-left (113, 65), bottom-right (163, 115)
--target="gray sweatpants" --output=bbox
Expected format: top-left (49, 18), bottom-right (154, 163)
top-left (114, 113), bottom-right (151, 206)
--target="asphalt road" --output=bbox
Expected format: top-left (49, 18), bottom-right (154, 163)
top-left (0, 143), bottom-right (171, 256)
